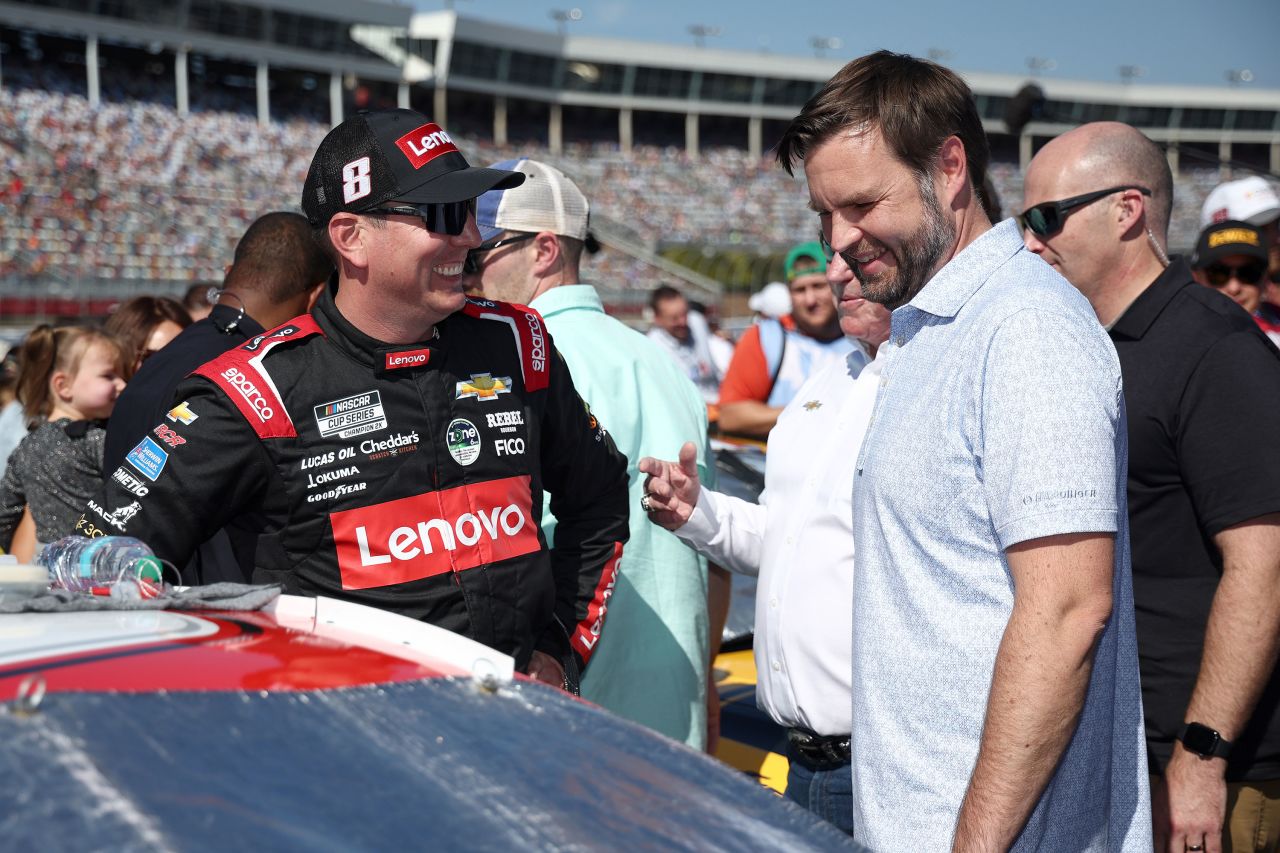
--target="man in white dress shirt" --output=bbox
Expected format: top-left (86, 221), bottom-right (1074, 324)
top-left (637, 249), bottom-right (889, 834)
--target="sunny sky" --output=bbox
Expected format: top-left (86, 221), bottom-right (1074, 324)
top-left (414, 0), bottom-right (1280, 90)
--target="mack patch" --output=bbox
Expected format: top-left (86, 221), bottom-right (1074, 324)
top-left (88, 499), bottom-right (141, 532)
top-left (167, 401), bottom-right (198, 425)
top-left (395, 123), bottom-right (459, 170)
top-left (330, 475), bottom-right (540, 590)
top-left (455, 374), bottom-right (512, 401)
top-left (313, 390), bottom-right (388, 439)
top-left (446, 419), bottom-right (481, 466)
top-left (126, 437), bottom-right (168, 482)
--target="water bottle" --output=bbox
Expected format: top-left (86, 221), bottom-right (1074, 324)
top-left (37, 535), bottom-right (163, 594)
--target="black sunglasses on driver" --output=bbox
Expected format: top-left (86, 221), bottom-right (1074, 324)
top-left (1017, 185), bottom-right (1151, 238)
top-left (361, 198), bottom-right (477, 236)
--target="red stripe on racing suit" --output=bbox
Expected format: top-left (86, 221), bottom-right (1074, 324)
top-left (461, 299), bottom-right (550, 392)
top-left (570, 540), bottom-right (623, 664)
top-left (194, 317), bottom-right (324, 439)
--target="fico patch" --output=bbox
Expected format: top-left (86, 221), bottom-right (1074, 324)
top-left (446, 418), bottom-right (481, 466)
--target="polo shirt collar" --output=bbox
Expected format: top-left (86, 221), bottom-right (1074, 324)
top-left (530, 283), bottom-right (602, 318)
top-left (1108, 257), bottom-right (1193, 341)
top-left (908, 219), bottom-right (1025, 319)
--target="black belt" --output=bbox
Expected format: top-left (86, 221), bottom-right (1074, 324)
top-left (786, 728), bottom-right (851, 770)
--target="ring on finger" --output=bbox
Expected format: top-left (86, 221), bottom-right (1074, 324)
top-left (640, 494), bottom-right (654, 513)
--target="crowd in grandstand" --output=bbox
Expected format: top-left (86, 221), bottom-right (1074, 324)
top-left (0, 68), bottom-right (1234, 298)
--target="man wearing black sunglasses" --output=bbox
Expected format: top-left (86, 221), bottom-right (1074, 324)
top-left (1191, 221), bottom-right (1280, 348)
top-left (77, 109), bottom-right (632, 695)
top-left (1026, 122), bottom-right (1280, 853)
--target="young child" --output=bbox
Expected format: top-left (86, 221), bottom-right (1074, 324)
top-left (0, 325), bottom-right (126, 559)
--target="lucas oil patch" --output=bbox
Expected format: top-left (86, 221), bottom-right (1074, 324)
top-left (446, 418), bottom-right (481, 466)
top-left (313, 390), bottom-right (387, 439)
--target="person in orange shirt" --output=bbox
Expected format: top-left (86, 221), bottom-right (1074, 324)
top-left (717, 242), bottom-right (854, 438)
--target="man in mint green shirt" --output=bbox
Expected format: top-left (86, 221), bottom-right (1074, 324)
top-left (467, 158), bottom-right (716, 749)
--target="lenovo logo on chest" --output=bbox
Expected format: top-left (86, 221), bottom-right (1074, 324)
top-left (395, 123), bottom-right (459, 170)
top-left (330, 475), bottom-right (540, 590)
top-left (384, 348), bottom-right (431, 371)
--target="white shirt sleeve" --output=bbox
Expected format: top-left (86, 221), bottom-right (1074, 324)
top-left (672, 486), bottom-right (767, 577)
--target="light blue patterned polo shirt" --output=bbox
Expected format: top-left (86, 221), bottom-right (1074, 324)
top-left (850, 220), bottom-right (1151, 851)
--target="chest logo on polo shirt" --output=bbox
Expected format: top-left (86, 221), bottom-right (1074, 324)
top-left (313, 390), bottom-right (387, 439)
top-left (803, 400), bottom-right (822, 411)
top-left (455, 373), bottom-right (512, 401)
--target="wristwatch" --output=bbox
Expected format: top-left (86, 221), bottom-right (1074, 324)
top-left (1177, 722), bottom-right (1232, 759)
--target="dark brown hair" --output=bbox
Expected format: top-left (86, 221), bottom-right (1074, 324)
top-left (776, 51), bottom-right (991, 210)
top-left (15, 324), bottom-right (125, 422)
top-left (104, 296), bottom-right (192, 378)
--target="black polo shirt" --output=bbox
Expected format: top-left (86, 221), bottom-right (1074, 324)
top-left (103, 304), bottom-right (266, 584)
top-left (1109, 257), bottom-right (1280, 781)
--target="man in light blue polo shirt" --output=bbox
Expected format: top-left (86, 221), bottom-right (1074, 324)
top-left (465, 158), bottom-right (717, 750)
top-left (776, 51), bottom-right (1151, 850)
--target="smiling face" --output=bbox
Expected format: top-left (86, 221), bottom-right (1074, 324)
top-left (363, 205), bottom-right (481, 324)
top-left (826, 249), bottom-right (892, 347)
top-left (805, 127), bottom-right (955, 310)
top-left (62, 339), bottom-right (126, 421)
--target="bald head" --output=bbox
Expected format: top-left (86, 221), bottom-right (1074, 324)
top-left (1029, 122), bottom-right (1173, 240)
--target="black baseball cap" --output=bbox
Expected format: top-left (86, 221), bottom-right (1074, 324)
top-left (301, 109), bottom-right (525, 226)
top-left (1191, 220), bottom-right (1268, 269)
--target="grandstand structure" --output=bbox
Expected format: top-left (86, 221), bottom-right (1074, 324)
top-left (1, 1), bottom-right (1278, 320)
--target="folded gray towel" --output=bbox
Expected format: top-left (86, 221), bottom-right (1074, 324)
top-left (0, 583), bottom-right (282, 613)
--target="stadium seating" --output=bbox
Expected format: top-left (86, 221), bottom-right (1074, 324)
top-left (0, 82), bottom-right (1238, 299)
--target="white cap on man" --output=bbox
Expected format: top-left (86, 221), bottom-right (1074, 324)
top-left (1201, 176), bottom-right (1280, 228)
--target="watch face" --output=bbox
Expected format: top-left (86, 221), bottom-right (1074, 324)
top-left (1182, 723), bottom-right (1220, 756)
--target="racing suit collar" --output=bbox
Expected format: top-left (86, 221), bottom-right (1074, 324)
top-left (314, 277), bottom-right (441, 369)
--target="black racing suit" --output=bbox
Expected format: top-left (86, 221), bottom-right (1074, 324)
top-left (81, 285), bottom-right (630, 673)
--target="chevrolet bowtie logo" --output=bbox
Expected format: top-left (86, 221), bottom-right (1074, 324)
top-left (456, 373), bottom-right (513, 400)
top-left (803, 400), bottom-right (822, 411)
top-left (166, 400), bottom-right (199, 425)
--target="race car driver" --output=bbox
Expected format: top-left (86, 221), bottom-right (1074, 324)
top-left (78, 109), bottom-right (630, 688)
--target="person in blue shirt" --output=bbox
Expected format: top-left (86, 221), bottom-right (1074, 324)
top-left (465, 158), bottom-right (719, 751)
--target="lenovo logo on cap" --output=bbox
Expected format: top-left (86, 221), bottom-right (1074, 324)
top-left (395, 123), bottom-right (459, 170)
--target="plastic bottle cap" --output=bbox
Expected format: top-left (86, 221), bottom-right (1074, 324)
top-left (134, 556), bottom-right (163, 583)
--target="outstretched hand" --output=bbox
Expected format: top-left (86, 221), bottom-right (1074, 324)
top-left (637, 441), bottom-right (702, 531)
